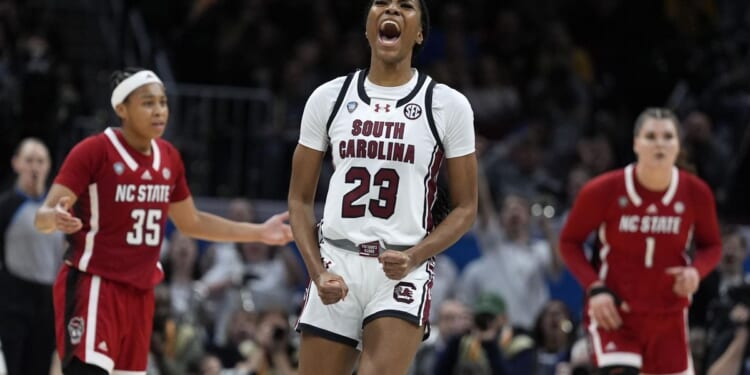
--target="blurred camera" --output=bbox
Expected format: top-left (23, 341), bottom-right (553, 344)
top-left (474, 312), bottom-right (496, 331)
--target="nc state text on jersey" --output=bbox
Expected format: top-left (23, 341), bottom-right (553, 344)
top-left (619, 215), bottom-right (682, 234)
top-left (339, 119), bottom-right (416, 164)
top-left (114, 184), bottom-right (171, 203)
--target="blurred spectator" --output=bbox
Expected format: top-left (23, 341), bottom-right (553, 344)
top-left (199, 199), bottom-right (252, 346)
top-left (460, 166), bottom-right (561, 331)
top-left (163, 231), bottom-right (204, 324)
top-left (689, 225), bottom-right (749, 374)
top-left (681, 110), bottom-right (730, 192)
top-left (148, 284), bottom-right (205, 375)
top-left (199, 354), bottom-right (223, 375)
top-left (199, 198), bottom-right (304, 346)
top-left (410, 299), bottom-right (472, 375)
top-left (208, 308), bottom-right (259, 369)
top-left (694, 225), bottom-right (749, 331)
top-left (434, 293), bottom-right (513, 375)
top-left (705, 301), bottom-right (750, 375)
top-left (234, 310), bottom-right (296, 375)
top-left (428, 255), bottom-right (460, 325)
top-left (0, 139), bottom-right (64, 375)
top-left (530, 300), bottom-right (576, 375)
top-left (236, 240), bottom-right (304, 314)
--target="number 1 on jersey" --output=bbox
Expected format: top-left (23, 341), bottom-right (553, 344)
top-left (644, 236), bottom-right (655, 268)
top-left (127, 209), bottom-right (162, 246)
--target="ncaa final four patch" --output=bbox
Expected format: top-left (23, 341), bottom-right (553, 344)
top-left (618, 196), bottom-right (628, 208)
top-left (347, 101), bottom-right (358, 113)
top-left (113, 162), bottom-right (125, 175)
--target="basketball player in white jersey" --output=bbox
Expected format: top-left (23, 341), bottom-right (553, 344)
top-left (288, 0), bottom-right (477, 374)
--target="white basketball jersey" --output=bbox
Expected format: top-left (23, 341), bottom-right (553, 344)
top-left (298, 69), bottom-right (475, 247)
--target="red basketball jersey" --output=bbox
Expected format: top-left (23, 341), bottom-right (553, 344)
top-left (560, 164), bottom-right (721, 313)
top-left (54, 127), bottom-right (190, 289)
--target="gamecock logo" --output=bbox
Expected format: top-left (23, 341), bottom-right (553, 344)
top-left (393, 281), bottom-right (417, 304)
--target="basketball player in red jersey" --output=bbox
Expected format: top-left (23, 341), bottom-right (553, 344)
top-left (560, 108), bottom-right (722, 375)
top-left (34, 68), bottom-right (293, 375)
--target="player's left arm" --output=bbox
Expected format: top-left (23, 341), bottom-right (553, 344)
top-left (168, 197), bottom-right (292, 245)
top-left (404, 153), bottom-right (478, 263)
top-left (165, 144), bottom-right (292, 245)
top-left (689, 177), bottom-right (722, 278)
top-left (380, 86), bottom-right (478, 279)
top-left (667, 176), bottom-right (722, 297)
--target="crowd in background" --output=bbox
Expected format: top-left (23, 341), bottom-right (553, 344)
top-left (2, 0), bottom-right (750, 374)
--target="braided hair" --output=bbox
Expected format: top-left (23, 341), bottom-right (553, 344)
top-left (109, 67), bottom-right (147, 100)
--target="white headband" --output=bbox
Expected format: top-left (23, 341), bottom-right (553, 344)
top-left (110, 70), bottom-right (164, 110)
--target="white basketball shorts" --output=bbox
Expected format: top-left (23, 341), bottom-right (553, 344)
top-left (296, 241), bottom-right (435, 350)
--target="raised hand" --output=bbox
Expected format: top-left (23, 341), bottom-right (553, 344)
top-left (260, 211), bottom-right (294, 245)
top-left (55, 196), bottom-right (83, 234)
top-left (378, 250), bottom-right (416, 280)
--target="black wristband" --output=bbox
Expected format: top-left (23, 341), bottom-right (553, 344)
top-left (588, 285), bottom-right (623, 306)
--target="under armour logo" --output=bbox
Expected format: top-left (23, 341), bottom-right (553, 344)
top-left (374, 103), bottom-right (391, 113)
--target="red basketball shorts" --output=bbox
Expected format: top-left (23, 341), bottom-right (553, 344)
top-left (54, 265), bottom-right (154, 374)
top-left (586, 308), bottom-right (691, 374)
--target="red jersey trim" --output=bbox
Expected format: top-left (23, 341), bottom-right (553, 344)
top-left (85, 276), bottom-right (114, 372)
top-left (624, 164), bottom-right (680, 207)
top-left (103, 127), bottom-right (162, 171)
top-left (598, 224), bottom-right (610, 281)
top-left (79, 183), bottom-right (100, 271)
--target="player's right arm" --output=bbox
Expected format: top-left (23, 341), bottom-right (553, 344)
top-left (287, 78), bottom-right (349, 304)
top-left (288, 144), bottom-right (347, 302)
top-left (559, 176), bottom-right (610, 289)
top-left (35, 137), bottom-right (98, 234)
top-left (35, 184), bottom-right (82, 234)
top-left (288, 144), bottom-right (349, 304)
top-left (559, 174), bottom-right (626, 330)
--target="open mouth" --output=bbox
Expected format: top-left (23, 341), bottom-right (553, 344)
top-left (378, 20), bottom-right (401, 46)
